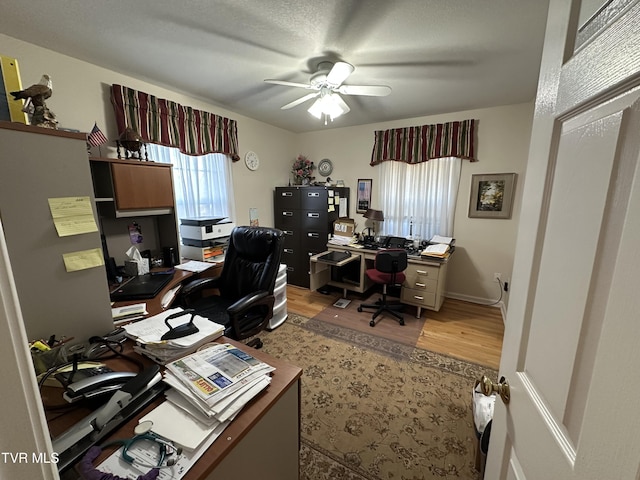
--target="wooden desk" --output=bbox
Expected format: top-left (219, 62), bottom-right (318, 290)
top-left (310, 244), bottom-right (450, 317)
top-left (111, 263), bottom-right (223, 317)
top-left (48, 338), bottom-right (302, 480)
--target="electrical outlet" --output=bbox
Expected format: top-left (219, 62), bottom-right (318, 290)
top-left (493, 272), bottom-right (502, 282)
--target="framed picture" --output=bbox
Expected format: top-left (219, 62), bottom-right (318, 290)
top-left (469, 173), bottom-right (517, 219)
top-left (357, 179), bottom-right (372, 213)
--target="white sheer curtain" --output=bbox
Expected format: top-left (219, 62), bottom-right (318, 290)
top-left (377, 157), bottom-right (461, 241)
top-left (147, 144), bottom-right (236, 222)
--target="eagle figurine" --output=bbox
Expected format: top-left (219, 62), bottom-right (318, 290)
top-left (11, 74), bottom-right (53, 108)
top-left (10, 74), bottom-right (57, 128)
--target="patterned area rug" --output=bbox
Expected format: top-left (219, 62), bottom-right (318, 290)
top-left (259, 313), bottom-right (497, 480)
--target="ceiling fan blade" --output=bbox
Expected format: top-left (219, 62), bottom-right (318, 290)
top-left (338, 84), bottom-right (392, 96)
top-left (264, 79), bottom-right (312, 89)
top-left (281, 92), bottom-right (319, 110)
top-left (326, 62), bottom-right (355, 86)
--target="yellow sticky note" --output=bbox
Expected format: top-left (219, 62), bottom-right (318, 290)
top-left (48, 197), bottom-right (98, 236)
top-left (62, 248), bottom-right (104, 272)
top-left (53, 215), bottom-right (98, 237)
top-left (48, 197), bottom-right (94, 218)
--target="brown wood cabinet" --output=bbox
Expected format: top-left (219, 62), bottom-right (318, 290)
top-left (90, 157), bottom-right (174, 211)
top-left (89, 156), bottom-right (180, 266)
top-left (111, 161), bottom-right (174, 210)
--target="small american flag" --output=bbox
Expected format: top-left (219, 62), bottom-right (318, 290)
top-left (87, 122), bottom-right (109, 147)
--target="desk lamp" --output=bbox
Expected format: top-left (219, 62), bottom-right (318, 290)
top-left (363, 208), bottom-right (384, 241)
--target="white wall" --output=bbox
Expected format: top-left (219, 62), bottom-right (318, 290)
top-left (297, 103), bottom-right (534, 304)
top-left (2, 33), bottom-right (533, 303)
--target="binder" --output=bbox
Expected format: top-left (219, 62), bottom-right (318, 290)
top-left (0, 55), bottom-right (28, 124)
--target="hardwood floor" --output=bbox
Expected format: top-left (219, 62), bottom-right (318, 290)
top-left (286, 285), bottom-right (504, 370)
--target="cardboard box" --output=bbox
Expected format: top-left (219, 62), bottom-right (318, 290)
top-left (333, 218), bottom-right (355, 238)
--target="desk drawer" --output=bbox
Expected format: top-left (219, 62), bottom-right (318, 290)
top-left (401, 287), bottom-right (436, 309)
top-left (404, 276), bottom-right (437, 293)
top-left (404, 264), bottom-right (440, 284)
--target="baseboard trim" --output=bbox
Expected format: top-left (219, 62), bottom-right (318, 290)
top-left (444, 292), bottom-right (506, 324)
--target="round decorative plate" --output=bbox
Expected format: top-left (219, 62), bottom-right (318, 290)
top-left (244, 151), bottom-right (260, 171)
top-left (318, 158), bottom-right (333, 176)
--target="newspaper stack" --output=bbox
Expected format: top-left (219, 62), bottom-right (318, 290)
top-left (163, 343), bottom-right (274, 431)
top-left (123, 307), bottom-right (225, 365)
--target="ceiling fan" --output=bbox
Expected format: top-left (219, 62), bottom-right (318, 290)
top-left (264, 61), bottom-right (391, 122)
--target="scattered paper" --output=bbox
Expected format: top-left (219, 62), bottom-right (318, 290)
top-left (175, 260), bottom-right (215, 273)
top-left (430, 235), bottom-right (454, 245)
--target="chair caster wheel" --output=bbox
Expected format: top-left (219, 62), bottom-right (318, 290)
top-left (399, 319), bottom-right (405, 326)
top-left (370, 320), bottom-right (375, 327)
top-left (357, 307), bottom-right (363, 312)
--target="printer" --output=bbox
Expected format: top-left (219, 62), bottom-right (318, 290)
top-left (180, 217), bottom-right (235, 261)
top-left (180, 217), bottom-right (235, 247)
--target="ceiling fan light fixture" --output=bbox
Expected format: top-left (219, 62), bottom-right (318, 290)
top-left (307, 92), bottom-right (348, 122)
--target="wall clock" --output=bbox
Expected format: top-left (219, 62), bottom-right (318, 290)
top-left (318, 158), bottom-right (333, 176)
top-left (244, 151), bottom-right (260, 171)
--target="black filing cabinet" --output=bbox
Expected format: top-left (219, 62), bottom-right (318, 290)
top-left (274, 186), bottom-right (349, 288)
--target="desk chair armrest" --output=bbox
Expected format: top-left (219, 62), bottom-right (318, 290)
top-left (228, 290), bottom-right (271, 314)
top-left (228, 291), bottom-right (275, 340)
top-left (180, 276), bottom-right (222, 304)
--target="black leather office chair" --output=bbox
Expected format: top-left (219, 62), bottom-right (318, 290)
top-left (178, 226), bottom-right (284, 348)
top-left (357, 249), bottom-right (408, 327)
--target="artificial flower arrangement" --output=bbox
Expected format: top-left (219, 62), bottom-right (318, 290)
top-left (292, 154), bottom-right (315, 184)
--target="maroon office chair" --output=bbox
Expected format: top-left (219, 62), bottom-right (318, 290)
top-left (357, 248), bottom-right (408, 326)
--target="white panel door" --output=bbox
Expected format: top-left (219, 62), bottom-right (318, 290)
top-left (485, 0), bottom-right (640, 478)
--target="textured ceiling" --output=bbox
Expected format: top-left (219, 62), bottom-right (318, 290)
top-left (0, 0), bottom-right (550, 133)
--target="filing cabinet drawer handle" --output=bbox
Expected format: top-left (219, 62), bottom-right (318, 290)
top-left (284, 248), bottom-right (294, 254)
top-left (286, 266), bottom-right (294, 271)
top-left (282, 211), bottom-right (293, 217)
top-left (415, 283), bottom-right (426, 288)
top-left (307, 212), bottom-right (320, 218)
top-left (307, 192), bottom-right (320, 197)
top-left (307, 232), bottom-right (319, 238)
top-left (416, 270), bottom-right (429, 275)
top-left (281, 192), bottom-right (293, 197)
top-left (413, 295), bottom-right (424, 301)
top-left (284, 230), bottom-right (294, 235)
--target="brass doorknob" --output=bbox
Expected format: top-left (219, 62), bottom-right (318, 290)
top-left (477, 375), bottom-right (510, 405)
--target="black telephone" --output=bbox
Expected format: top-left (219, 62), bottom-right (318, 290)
top-left (63, 371), bottom-right (137, 403)
top-left (84, 327), bottom-right (128, 360)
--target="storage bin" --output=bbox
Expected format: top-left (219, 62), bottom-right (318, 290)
top-left (268, 296), bottom-right (288, 330)
top-left (274, 281), bottom-right (287, 305)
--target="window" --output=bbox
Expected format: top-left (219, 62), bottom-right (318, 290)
top-left (377, 157), bottom-right (461, 242)
top-left (146, 144), bottom-right (235, 223)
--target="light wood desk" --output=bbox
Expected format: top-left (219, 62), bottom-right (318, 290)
top-left (310, 244), bottom-right (451, 317)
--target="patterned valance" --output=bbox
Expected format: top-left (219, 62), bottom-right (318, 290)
top-left (370, 119), bottom-right (477, 165)
top-left (111, 84), bottom-right (240, 161)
